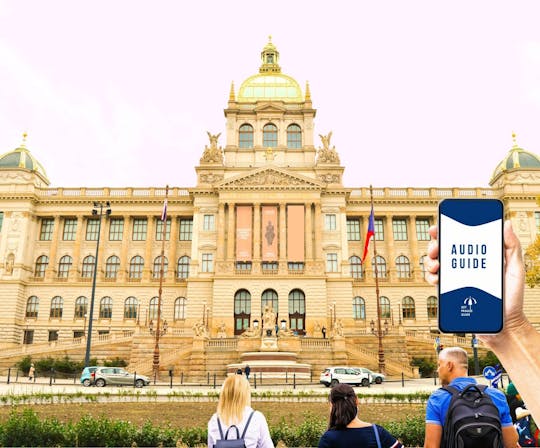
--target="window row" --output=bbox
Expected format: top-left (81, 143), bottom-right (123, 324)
top-left (347, 255), bottom-right (427, 278)
top-left (352, 295), bottom-right (437, 320)
top-left (34, 255), bottom-right (193, 279)
top-left (26, 295), bottom-right (188, 320)
top-left (239, 123), bottom-right (302, 149)
top-left (39, 217), bottom-right (195, 242)
top-left (345, 217), bottom-right (432, 241)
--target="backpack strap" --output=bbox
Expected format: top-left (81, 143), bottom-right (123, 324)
top-left (224, 425), bottom-right (241, 440)
top-left (372, 424), bottom-right (382, 448)
top-left (240, 410), bottom-right (256, 439)
top-left (217, 417), bottom-right (225, 440)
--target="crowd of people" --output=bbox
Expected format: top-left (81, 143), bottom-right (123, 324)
top-left (206, 220), bottom-right (538, 447)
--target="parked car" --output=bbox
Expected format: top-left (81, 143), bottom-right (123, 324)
top-left (80, 366), bottom-right (98, 387)
top-left (355, 367), bottom-right (385, 384)
top-left (319, 366), bottom-right (371, 387)
top-left (93, 367), bottom-right (150, 388)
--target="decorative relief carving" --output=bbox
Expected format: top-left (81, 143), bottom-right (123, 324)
top-left (317, 131), bottom-right (340, 164)
top-left (200, 131), bottom-right (223, 164)
top-left (317, 173), bottom-right (341, 183)
top-left (199, 173), bottom-right (224, 184)
top-left (226, 170), bottom-right (312, 187)
top-left (0, 172), bottom-right (33, 182)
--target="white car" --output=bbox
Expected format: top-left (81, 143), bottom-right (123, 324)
top-left (319, 366), bottom-right (371, 387)
top-left (355, 367), bottom-right (385, 384)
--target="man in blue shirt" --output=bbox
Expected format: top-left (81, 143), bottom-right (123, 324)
top-left (424, 346), bottom-right (518, 448)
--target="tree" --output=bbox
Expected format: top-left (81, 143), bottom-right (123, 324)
top-left (525, 235), bottom-right (540, 287)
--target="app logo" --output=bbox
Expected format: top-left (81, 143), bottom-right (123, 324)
top-left (460, 296), bottom-right (476, 317)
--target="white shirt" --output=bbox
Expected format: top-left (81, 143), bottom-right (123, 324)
top-left (207, 406), bottom-right (274, 448)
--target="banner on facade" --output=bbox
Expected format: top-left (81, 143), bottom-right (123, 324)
top-left (287, 205), bottom-right (305, 262)
top-left (236, 206), bottom-right (252, 261)
top-left (262, 206), bottom-right (278, 261)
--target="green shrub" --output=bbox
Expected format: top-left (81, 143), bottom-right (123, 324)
top-left (103, 356), bottom-right (128, 367)
top-left (385, 415), bottom-right (425, 446)
top-left (411, 356), bottom-right (437, 378)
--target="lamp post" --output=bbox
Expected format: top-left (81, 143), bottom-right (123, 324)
top-left (84, 201), bottom-right (111, 367)
top-left (471, 334), bottom-right (480, 375)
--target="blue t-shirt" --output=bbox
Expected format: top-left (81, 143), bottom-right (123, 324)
top-left (425, 376), bottom-right (513, 427)
top-left (318, 424), bottom-right (403, 448)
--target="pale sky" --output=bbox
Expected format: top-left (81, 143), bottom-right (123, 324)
top-left (1, 1), bottom-right (540, 189)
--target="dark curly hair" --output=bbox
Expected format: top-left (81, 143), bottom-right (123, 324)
top-left (327, 383), bottom-right (358, 430)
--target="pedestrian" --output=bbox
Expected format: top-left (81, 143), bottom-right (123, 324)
top-left (244, 365), bottom-right (251, 380)
top-left (506, 381), bottom-right (524, 423)
top-left (236, 368), bottom-right (243, 375)
top-left (28, 363), bottom-right (35, 381)
top-left (207, 374), bottom-right (274, 448)
top-left (321, 326), bottom-right (326, 339)
top-left (318, 383), bottom-right (403, 448)
top-left (423, 346), bottom-right (517, 448)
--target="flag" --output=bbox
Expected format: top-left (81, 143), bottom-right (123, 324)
top-left (361, 205), bottom-right (375, 263)
top-left (161, 199), bottom-right (168, 221)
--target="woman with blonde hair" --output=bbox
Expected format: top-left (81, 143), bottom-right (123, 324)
top-left (318, 384), bottom-right (402, 448)
top-left (207, 374), bottom-right (274, 448)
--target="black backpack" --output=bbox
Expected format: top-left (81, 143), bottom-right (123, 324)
top-left (214, 410), bottom-right (255, 448)
top-left (441, 383), bottom-right (503, 448)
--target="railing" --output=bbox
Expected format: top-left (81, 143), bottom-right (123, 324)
top-left (348, 187), bottom-right (498, 200)
top-left (404, 330), bottom-right (479, 348)
top-left (205, 338), bottom-right (238, 350)
top-left (300, 338), bottom-right (331, 350)
top-left (38, 187), bottom-right (191, 199)
top-left (347, 345), bottom-right (418, 377)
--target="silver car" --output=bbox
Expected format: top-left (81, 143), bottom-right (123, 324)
top-left (93, 367), bottom-right (150, 388)
top-left (319, 366), bottom-right (371, 387)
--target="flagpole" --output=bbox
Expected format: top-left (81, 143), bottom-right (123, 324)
top-left (369, 185), bottom-right (386, 374)
top-left (152, 185), bottom-right (169, 380)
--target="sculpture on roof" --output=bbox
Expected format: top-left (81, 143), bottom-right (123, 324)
top-left (200, 131), bottom-right (223, 164)
top-left (317, 131), bottom-right (340, 164)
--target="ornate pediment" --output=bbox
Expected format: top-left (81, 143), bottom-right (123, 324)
top-left (217, 168), bottom-right (323, 190)
top-left (253, 102), bottom-right (287, 113)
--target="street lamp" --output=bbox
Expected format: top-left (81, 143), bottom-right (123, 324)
top-left (149, 319), bottom-right (168, 336)
top-left (471, 334), bottom-right (480, 375)
top-left (84, 201), bottom-right (111, 367)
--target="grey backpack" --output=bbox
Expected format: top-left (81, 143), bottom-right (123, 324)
top-left (214, 411), bottom-right (255, 448)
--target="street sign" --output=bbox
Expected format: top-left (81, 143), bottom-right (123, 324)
top-left (483, 366), bottom-right (496, 380)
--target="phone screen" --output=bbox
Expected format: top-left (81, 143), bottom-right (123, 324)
top-left (438, 198), bottom-right (504, 333)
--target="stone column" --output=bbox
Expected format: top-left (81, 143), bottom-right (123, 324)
top-left (216, 203), bottom-right (225, 261)
top-left (226, 203), bottom-right (235, 260)
top-left (119, 215), bottom-right (131, 281)
top-left (408, 215), bottom-right (419, 280)
top-left (314, 202), bottom-right (322, 260)
top-left (279, 203), bottom-right (287, 267)
top-left (305, 203), bottom-right (313, 260)
top-left (143, 216), bottom-right (155, 280)
top-left (253, 203), bottom-right (261, 260)
top-left (45, 215), bottom-right (62, 280)
top-left (71, 215), bottom-right (84, 279)
top-left (384, 216), bottom-right (395, 281)
top-left (168, 216), bottom-right (178, 281)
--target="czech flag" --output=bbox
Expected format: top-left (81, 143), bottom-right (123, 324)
top-left (361, 205), bottom-right (375, 263)
top-left (161, 199), bottom-right (168, 222)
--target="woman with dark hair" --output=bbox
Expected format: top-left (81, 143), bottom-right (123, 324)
top-left (318, 384), bottom-right (402, 448)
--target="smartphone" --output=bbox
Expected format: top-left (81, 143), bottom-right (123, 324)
top-left (438, 198), bottom-right (504, 333)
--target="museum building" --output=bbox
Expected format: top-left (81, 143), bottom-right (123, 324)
top-left (1, 39), bottom-right (540, 378)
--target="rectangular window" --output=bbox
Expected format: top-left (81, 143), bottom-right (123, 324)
top-left (73, 330), bottom-right (85, 339)
top-left (23, 330), bottom-right (34, 345)
top-left (40, 218), bottom-right (54, 241)
top-left (374, 219), bottom-right (384, 241)
top-left (416, 218), bottom-right (431, 241)
top-left (48, 330), bottom-right (59, 342)
top-left (86, 218), bottom-right (100, 241)
top-left (325, 214), bottom-right (337, 231)
top-left (156, 218), bottom-right (171, 241)
top-left (326, 253), bottom-right (338, 272)
top-left (536, 211), bottom-right (540, 233)
top-left (392, 218), bottom-right (408, 241)
top-left (0, 211), bottom-right (3, 232)
top-left (179, 219), bottom-right (193, 241)
top-left (346, 218), bottom-right (360, 241)
top-left (202, 253), bottom-right (214, 272)
top-left (109, 218), bottom-right (124, 241)
top-left (203, 214), bottom-right (215, 231)
top-left (63, 218), bottom-right (77, 241)
top-left (132, 218), bottom-right (147, 241)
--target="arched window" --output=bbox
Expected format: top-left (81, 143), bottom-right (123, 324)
top-left (288, 289), bottom-right (306, 335)
top-left (420, 255), bottom-right (427, 280)
top-left (105, 255), bottom-right (120, 279)
top-left (81, 255), bottom-right (95, 278)
top-left (149, 296), bottom-right (159, 320)
top-left (402, 296), bottom-right (416, 319)
top-left (58, 255), bottom-right (73, 278)
top-left (174, 297), bottom-right (187, 320)
top-left (152, 255), bottom-right (168, 279)
top-left (177, 256), bottom-right (190, 279)
top-left (263, 123), bottom-right (278, 147)
top-left (129, 256), bottom-right (144, 279)
top-left (353, 296), bottom-right (365, 320)
top-left (396, 255), bottom-right (411, 278)
top-left (74, 296), bottom-right (88, 318)
top-left (26, 296), bottom-right (39, 318)
top-left (100, 296), bottom-right (113, 319)
top-left (239, 124), bottom-right (254, 148)
top-left (287, 124), bottom-right (302, 149)
top-left (34, 255), bottom-right (48, 277)
top-left (50, 296), bottom-right (63, 318)
top-left (124, 297), bottom-right (138, 319)
top-left (234, 290), bottom-right (251, 335)
top-left (372, 255), bottom-right (387, 278)
top-left (379, 296), bottom-right (391, 319)
top-left (349, 256), bottom-right (362, 279)
top-left (427, 296), bottom-right (438, 319)
top-left (261, 289), bottom-right (278, 320)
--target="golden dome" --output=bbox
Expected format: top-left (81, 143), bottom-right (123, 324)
top-left (490, 132), bottom-right (540, 183)
top-left (0, 133), bottom-right (49, 182)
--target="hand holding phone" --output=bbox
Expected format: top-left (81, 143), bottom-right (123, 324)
top-left (438, 199), bottom-right (504, 333)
